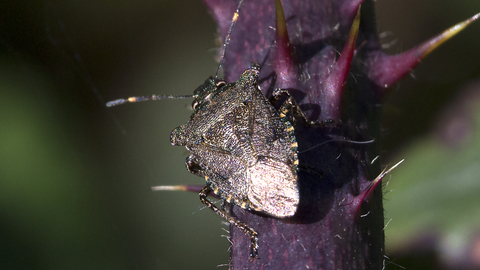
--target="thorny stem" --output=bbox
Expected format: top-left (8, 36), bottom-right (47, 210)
top-left (197, 0), bottom-right (478, 269)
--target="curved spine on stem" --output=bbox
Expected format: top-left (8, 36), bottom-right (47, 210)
top-left (368, 13), bottom-right (480, 90)
top-left (273, 0), bottom-right (297, 89)
top-left (325, 6), bottom-right (361, 120)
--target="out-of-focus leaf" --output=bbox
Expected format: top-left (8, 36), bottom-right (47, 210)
top-left (385, 83), bottom-right (480, 267)
top-left (0, 62), bottom-right (131, 270)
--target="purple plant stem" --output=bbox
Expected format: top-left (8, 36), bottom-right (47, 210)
top-left (200, 0), bottom-right (477, 268)
top-left (202, 0), bottom-right (384, 268)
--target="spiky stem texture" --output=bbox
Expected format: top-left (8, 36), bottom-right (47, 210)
top-left (202, 0), bottom-right (477, 269)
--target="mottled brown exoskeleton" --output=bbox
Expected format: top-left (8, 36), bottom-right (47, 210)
top-left (171, 63), bottom-right (300, 257)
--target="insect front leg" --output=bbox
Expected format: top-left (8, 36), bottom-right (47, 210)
top-left (270, 89), bottom-right (313, 127)
top-left (271, 89), bottom-right (334, 126)
top-left (199, 185), bottom-right (259, 259)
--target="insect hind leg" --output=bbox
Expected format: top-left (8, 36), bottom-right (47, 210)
top-left (199, 185), bottom-right (259, 258)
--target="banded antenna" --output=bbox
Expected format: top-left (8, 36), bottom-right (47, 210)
top-left (106, 0), bottom-right (246, 107)
top-left (215, 0), bottom-right (246, 81)
top-left (106, 94), bottom-right (194, 107)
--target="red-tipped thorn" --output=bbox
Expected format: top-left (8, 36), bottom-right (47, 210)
top-left (324, 6), bottom-right (361, 120)
top-left (273, 0), bottom-right (296, 88)
top-left (340, 0), bottom-right (365, 23)
top-left (353, 159), bottom-right (404, 217)
top-left (368, 13), bottom-right (480, 89)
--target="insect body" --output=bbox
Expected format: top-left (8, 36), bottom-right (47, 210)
top-left (107, 63), bottom-right (301, 257)
top-left (171, 63), bottom-right (299, 217)
top-left (171, 63), bottom-right (300, 257)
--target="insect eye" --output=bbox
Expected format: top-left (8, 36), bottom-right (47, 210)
top-left (192, 100), bottom-right (199, 110)
top-left (215, 80), bottom-right (226, 88)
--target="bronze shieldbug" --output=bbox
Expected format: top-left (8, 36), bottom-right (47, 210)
top-left (167, 63), bottom-right (300, 257)
top-left (170, 63), bottom-right (299, 218)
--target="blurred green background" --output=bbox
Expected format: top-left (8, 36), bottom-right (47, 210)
top-left (1, 0), bottom-right (479, 269)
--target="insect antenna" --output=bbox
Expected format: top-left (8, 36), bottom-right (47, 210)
top-left (107, 0), bottom-right (245, 108)
top-left (214, 0), bottom-right (246, 81)
top-left (106, 94), bottom-right (195, 107)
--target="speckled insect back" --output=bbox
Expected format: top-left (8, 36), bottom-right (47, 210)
top-left (170, 63), bottom-right (300, 218)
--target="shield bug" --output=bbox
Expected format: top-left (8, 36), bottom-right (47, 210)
top-left (106, 0), bottom-right (306, 258)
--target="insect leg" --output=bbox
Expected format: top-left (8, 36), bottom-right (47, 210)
top-left (271, 89), bottom-right (334, 126)
top-left (199, 185), bottom-right (259, 258)
top-left (270, 88), bottom-right (312, 126)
